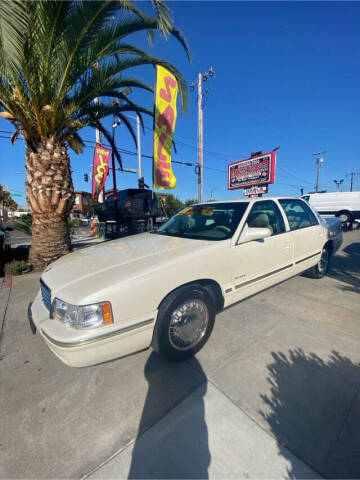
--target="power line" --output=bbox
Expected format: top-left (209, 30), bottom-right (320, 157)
top-left (0, 124), bottom-right (247, 162)
top-left (0, 130), bottom-right (336, 191)
top-left (123, 116), bottom-right (247, 160)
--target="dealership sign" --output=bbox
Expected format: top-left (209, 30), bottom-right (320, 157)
top-left (227, 151), bottom-right (276, 190)
top-left (244, 185), bottom-right (268, 196)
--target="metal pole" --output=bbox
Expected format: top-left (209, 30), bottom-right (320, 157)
top-left (94, 60), bottom-right (104, 204)
top-left (350, 172), bottom-right (354, 192)
top-left (112, 115), bottom-right (117, 201)
top-left (313, 151), bottom-right (326, 193)
top-left (315, 156), bottom-right (323, 193)
top-left (137, 114), bottom-right (142, 179)
top-left (198, 73), bottom-right (203, 203)
top-left (95, 120), bottom-right (104, 204)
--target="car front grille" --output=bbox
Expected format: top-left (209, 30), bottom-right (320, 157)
top-left (40, 280), bottom-right (51, 311)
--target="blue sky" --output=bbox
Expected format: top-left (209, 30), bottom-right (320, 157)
top-left (1, 1), bottom-right (360, 205)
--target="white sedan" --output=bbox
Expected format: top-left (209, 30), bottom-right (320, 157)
top-left (28, 197), bottom-right (342, 367)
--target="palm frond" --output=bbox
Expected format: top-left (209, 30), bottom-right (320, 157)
top-left (151, 0), bottom-right (173, 38)
top-left (0, 0), bottom-right (190, 152)
top-left (67, 133), bottom-right (85, 154)
top-left (0, 0), bottom-right (29, 77)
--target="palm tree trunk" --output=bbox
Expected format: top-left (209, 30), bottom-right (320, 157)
top-left (25, 139), bottom-right (74, 271)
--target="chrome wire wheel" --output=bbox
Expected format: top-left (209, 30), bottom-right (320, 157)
top-left (168, 299), bottom-right (209, 351)
top-left (318, 248), bottom-right (329, 273)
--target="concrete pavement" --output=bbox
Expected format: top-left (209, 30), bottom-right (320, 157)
top-left (0, 230), bottom-right (359, 479)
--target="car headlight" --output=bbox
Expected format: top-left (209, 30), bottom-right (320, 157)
top-left (51, 298), bottom-right (113, 329)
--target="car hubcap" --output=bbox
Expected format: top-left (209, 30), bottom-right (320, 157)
top-left (168, 299), bottom-right (209, 351)
top-left (318, 248), bottom-right (329, 273)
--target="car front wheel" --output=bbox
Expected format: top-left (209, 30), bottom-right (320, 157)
top-left (153, 285), bottom-right (216, 361)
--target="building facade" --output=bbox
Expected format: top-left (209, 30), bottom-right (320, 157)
top-left (70, 191), bottom-right (92, 219)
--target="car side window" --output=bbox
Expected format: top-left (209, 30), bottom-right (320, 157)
top-left (300, 201), bottom-right (319, 226)
top-left (246, 200), bottom-right (286, 236)
top-left (279, 199), bottom-right (317, 230)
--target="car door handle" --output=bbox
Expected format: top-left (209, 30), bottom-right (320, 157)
top-left (281, 243), bottom-right (290, 248)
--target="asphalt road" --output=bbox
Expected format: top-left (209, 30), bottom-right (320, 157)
top-left (4, 222), bottom-right (91, 248)
top-left (3, 221), bottom-right (31, 248)
top-left (0, 230), bottom-right (359, 479)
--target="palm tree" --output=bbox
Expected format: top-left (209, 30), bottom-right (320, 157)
top-left (0, 0), bottom-right (190, 270)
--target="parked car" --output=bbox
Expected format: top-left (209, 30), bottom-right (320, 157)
top-left (0, 223), bottom-right (12, 274)
top-left (301, 191), bottom-right (360, 225)
top-left (28, 197), bottom-right (342, 367)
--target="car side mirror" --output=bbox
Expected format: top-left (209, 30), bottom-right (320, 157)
top-left (5, 227), bottom-right (13, 232)
top-left (238, 225), bottom-right (272, 244)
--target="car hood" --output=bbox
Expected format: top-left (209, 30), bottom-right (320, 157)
top-left (41, 233), bottom-right (216, 303)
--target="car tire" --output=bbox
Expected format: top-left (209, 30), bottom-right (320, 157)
top-left (303, 245), bottom-right (331, 279)
top-left (153, 284), bottom-right (216, 361)
top-left (336, 210), bottom-right (353, 226)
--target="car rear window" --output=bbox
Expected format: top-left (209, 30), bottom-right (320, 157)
top-left (279, 199), bottom-right (318, 230)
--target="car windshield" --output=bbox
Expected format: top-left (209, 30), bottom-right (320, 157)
top-left (154, 202), bottom-right (249, 240)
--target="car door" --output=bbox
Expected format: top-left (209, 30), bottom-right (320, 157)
top-left (230, 200), bottom-right (294, 304)
top-left (278, 199), bottom-right (324, 272)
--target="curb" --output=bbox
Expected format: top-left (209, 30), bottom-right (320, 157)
top-left (2, 274), bottom-right (12, 290)
top-left (0, 275), bottom-right (12, 348)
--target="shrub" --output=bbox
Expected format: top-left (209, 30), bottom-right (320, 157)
top-left (4, 260), bottom-right (31, 275)
top-left (68, 218), bottom-right (81, 228)
top-left (14, 214), bottom-right (32, 236)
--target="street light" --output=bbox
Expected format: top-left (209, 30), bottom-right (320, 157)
top-left (313, 150), bottom-right (326, 193)
top-left (111, 87), bottom-right (132, 200)
top-left (333, 178), bottom-right (344, 192)
top-left (209, 188), bottom-right (217, 201)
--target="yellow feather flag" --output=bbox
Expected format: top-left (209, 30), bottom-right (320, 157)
top-left (153, 65), bottom-right (178, 189)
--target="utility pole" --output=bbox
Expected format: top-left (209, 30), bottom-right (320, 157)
top-left (333, 178), bottom-right (344, 192)
top-left (112, 115), bottom-right (121, 201)
top-left (191, 67), bottom-right (215, 203)
top-left (136, 114), bottom-right (142, 180)
top-left (198, 72), bottom-right (203, 203)
top-left (346, 172), bottom-right (360, 191)
top-left (313, 151), bottom-right (326, 193)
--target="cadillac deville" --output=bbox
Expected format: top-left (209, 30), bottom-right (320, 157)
top-left (28, 197), bottom-right (342, 367)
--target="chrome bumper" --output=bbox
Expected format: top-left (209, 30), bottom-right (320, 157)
top-left (41, 318), bottom-right (154, 348)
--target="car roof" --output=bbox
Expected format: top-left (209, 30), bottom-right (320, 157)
top-left (191, 196), bottom-right (299, 206)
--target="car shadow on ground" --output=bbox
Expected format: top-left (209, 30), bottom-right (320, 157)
top-left (260, 349), bottom-right (360, 479)
top-left (128, 352), bottom-right (210, 479)
top-left (327, 242), bottom-right (360, 294)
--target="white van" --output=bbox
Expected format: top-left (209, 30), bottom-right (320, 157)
top-left (301, 192), bottom-right (360, 223)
